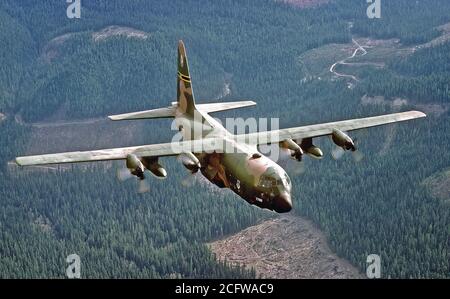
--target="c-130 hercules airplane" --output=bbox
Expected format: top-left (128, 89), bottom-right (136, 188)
top-left (16, 41), bottom-right (426, 213)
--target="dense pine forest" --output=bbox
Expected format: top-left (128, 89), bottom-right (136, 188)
top-left (0, 0), bottom-right (449, 278)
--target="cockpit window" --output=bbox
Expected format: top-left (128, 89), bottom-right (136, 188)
top-left (259, 175), bottom-right (276, 188)
top-left (258, 170), bottom-right (291, 191)
top-left (282, 173), bottom-right (291, 187)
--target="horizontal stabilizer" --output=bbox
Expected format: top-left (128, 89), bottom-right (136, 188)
top-left (108, 100), bottom-right (256, 121)
top-left (197, 101), bottom-right (256, 113)
top-left (108, 105), bottom-right (176, 121)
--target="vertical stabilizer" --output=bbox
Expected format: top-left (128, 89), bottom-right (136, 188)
top-left (177, 40), bottom-right (196, 116)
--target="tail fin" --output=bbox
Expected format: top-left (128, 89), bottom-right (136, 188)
top-left (177, 40), bottom-right (196, 116)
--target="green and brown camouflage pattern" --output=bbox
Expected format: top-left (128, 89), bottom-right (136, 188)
top-left (177, 40), bottom-right (196, 116)
top-left (175, 41), bottom-right (292, 212)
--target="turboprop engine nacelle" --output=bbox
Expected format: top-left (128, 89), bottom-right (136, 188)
top-left (300, 138), bottom-right (323, 159)
top-left (126, 154), bottom-right (145, 180)
top-left (279, 139), bottom-right (303, 161)
top-left (179, 152), bottom-right (201, 173)
top-left (141, 157), bottom-right (167, 179)
top-left (331, 129), bottom-right (356, 151)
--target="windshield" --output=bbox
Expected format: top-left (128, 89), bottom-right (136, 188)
top-left (259, 172), bottom-right (291, 191)
top-left (259, 175), bottom-right (277, 189)
top-left (282, 173), bottom-right (291, 189)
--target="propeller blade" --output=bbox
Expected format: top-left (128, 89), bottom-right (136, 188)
top-left (138, 179), bottom-right (151, 194)
top-left (117, 168), bottom-right (133, 181)
top-left (290, 160), bottom-right (306, 176)
top-left (277, 148), bottom-right (292, 164)
top-left (352, 150), bottom-right (364, 162)
top-left (278, 148), bottom-right (306, 176)
top-left (181, 173), bottom-right (197, 187)
top-left (331, 146), bottom-right (345, 160)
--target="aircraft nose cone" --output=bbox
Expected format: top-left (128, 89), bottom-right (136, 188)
top-left (273, 192), bottom-right (292, 213)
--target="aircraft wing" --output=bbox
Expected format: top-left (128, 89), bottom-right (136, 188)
top-left (15, 138), bottom-right (224, 166)
top-left (236, 111), bottom-right (426, 145)
top-left (16, 111), bottom-right (426, 166)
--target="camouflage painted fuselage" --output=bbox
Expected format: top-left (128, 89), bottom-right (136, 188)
top-left (173, 40), bottom-right (292, 212)
top-left (174, 109), bottom-right (292, 213)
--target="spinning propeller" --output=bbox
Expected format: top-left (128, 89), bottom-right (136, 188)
top-left (331, 129), bottom-right (364, 162)
top-left (116, 154), bottom-right (167, 193)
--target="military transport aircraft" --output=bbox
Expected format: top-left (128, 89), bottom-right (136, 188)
top-left (16, 40), bottom-right (426, 213)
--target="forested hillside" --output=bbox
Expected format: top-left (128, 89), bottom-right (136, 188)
top-left (0, 0), bottom-right (449, 278)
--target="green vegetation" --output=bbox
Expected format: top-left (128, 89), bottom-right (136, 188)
top-left (0, 0), bottom-right (449, 278)
top-left (343, 0), bottom-right (450, 45)
top-left (360, 42), bottom-right (450, 104)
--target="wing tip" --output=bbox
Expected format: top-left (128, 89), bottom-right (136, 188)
top-left (409, 110), bottom-right (427, 118)
top-left (15, 157), bottom-right (25, 166)
top-left (108, 115), bottom-right (119, 121)
top-left (108, 114), bottom-right (130, 121)
top-left (417, 110), bottom-right (427, 118)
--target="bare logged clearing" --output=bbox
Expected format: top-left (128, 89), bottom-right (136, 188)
top-left (414, 22), bottom-right (450, 51)
top-left (40, 33), bottom-right (74, 63)
top-left (361, 95), bottom-right (408, 108)
top-left (422, 169), bottom-right (450, 204)
top-left (209, 215), bottom-right (363, 279)
top-left (302, 23), bottom-right (450, 86)
top-left (92, 26), bottom-right (150, 42)
top-left (39, 25), bottom-right (150, 63)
